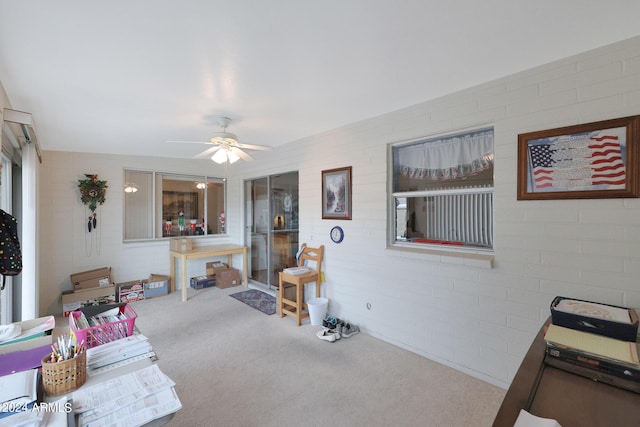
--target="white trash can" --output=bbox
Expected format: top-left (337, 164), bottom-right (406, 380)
top-left (307, 297), bottom-right (329, 326)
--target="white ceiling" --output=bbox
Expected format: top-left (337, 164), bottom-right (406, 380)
top-left (2, 1), bottom-right (640, 160)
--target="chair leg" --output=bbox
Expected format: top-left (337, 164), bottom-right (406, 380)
top-left (278, 274), bottom-right (284, 318)
top-left (296, 282), bottom-right (304, 326)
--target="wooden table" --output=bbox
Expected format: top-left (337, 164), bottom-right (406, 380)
top-left (492, 318), bottom-right (640, 427)
top-left (169, 244), bottom-right (248, 302)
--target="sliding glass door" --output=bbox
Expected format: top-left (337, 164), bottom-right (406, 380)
top-left (244, 172), bottom-right (298, 289)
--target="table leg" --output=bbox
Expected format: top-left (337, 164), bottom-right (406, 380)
top-left (181, 255), bottom-right (187, 302)
top-left (169, 254), bottom-right (175, 293)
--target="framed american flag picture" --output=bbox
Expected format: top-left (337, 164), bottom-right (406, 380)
top-left (517, 115), bottom-right (640, 200)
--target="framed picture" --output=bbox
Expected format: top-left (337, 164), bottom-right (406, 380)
top-left (517, 115), bottom-right (640, 200)
top-left (322, 166), bottom-right (352, 219)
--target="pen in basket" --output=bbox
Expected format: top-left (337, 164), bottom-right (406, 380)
top-left (50, 333), bottom-right (85, 363)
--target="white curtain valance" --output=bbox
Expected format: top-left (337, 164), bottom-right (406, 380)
top-left (398, 130), bottom-right (493, 180)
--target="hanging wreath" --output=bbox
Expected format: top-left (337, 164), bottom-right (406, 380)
top-left (78, 174), bottom-right (108, 212)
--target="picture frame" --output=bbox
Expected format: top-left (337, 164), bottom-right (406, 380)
top-left (322, 166), bottom-right (352, 220)
top-left (517, 115), bottom-right (640, 200)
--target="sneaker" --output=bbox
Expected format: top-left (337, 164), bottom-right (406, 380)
top-left (316, 328), bottom-right (338, 342)
top-left (341, 323), bottom-right (360, 338)
top-left (331, 325), bottom-right (342, 340)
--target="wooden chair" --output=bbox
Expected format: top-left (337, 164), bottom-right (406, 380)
top-left (278, 243), bottom-right (324, 326)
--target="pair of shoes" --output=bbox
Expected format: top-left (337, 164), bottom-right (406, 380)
top-left (341, 323), bottom-right (360, 338)
top-left (316, 327), bottom-right (339, 342)
top-left (323, 316), bottom-right (345, 332)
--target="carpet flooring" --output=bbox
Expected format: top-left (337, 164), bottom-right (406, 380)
top-left (130, 285), bottom-right (506, 426)
top-left (229, 289), bottom-right (276, 315)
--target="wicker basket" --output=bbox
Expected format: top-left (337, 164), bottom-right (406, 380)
top-left (41, 351), bottom-right (87, 396)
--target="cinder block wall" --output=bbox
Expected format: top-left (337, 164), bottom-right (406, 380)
top-left (228, 35), bottom-right (640, 388)
top-left (38, 36), bottom-right (640, 388)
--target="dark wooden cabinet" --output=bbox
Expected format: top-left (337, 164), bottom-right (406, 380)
top-left (493, 319), bottom-right (640, 427)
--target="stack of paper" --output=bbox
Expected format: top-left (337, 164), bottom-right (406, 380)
top-left (73, 364), bottom-right (182, 427)
top-left (0, 369), bottom-right (38, 420)
top-left (86, 333), bottom-right (154, 373)
top-left (282, 266), bottom-right (312, 275)
top-left (545, 323), bottom-right (639, 365)
top-left (514, 409), bottom-right (561, 427)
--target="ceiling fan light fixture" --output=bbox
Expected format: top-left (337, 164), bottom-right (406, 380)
top-left (227, 150), bottom-right (240, 164)
top-left (211, 149), bottom-right (228, 164)
top-left (124, 183), bottom-right (138, 193)
top-left (211, 147), bottom-right (241, 164)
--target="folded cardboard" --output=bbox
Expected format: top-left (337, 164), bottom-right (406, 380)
top-left (117, 280), bottom-right (145, 303)
top-left (550, 296), bottom-right (639, 342)
top-left (144, 274), bottom-right (169, 298)
top-left (206, 261), bottom-right (229, 276)
top-left (70, 266), bottom-right (112, 291)
top-left (62, 285), bottom-right (117, 317)
top-left (190, 275), bottom-right (216, 289)
top-left (0, 338), bottom-right (52, 376)
top-left (217, 268), bottom-right (241, 289)
top-left (170, 237), bottom-right (193, 252)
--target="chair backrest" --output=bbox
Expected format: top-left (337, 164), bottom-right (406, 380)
top-left (297, 243), bottom-right (324, 273)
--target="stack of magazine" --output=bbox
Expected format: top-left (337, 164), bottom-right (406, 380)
top-left (544, 297), bottom-right (640, 393)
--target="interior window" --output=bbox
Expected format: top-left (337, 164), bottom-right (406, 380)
top-left (390, 128), bottom-right (494, 251)
top-left (123, 170), bottom-right (225, 241)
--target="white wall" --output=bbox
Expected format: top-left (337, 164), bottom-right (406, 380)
top-left (37, 153), bottom-right (235, 316)
top-left (38, 36), bottom-right (640, 389)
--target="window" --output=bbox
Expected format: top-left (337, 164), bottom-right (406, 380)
top-left (123, 170), bottom-right (225, 241)
top-left (390, 128), bottom-right (494, 251)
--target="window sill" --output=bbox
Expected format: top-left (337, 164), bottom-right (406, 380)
top-left (386, 244), bottom-right (494, 269)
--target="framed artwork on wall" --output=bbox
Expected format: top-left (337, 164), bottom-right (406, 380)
top-left (322, 166), bottom-right (352, 220)
top-left (517, 115), bottom-right (640, 200)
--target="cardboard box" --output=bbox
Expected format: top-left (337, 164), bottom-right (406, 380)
top-left (117, 280), bottom-right (145, 303)
top-left (217, 268), bottom-right (241, 289)
top-left (170, 237), bottom-right (193, 252)
top-left (70, 266), bottom-right (112, 291)
top-left (190, 274), bottom-right (216, 290)
top-left (206, 261), bottom-right (229, 276)
top-left (62, 285), bottom-right (117, 317)
top-left (144, 274), bottom-right (169, 298)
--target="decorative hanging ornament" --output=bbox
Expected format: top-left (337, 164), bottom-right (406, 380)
top-left (78, 174), bottom-right (108, 232)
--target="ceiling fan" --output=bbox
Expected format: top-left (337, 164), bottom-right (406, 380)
top-left (169, 117), bottom-right (271, 164)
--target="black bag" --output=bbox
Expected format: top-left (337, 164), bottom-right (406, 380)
top-left (0, 209), bottom-right (22, 290)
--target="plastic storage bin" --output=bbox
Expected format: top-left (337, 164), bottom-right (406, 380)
top-left (69, 303), bottom-right (137, 348)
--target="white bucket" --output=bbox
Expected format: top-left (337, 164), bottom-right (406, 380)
top-left (307, 297), bottom-right (329, 326)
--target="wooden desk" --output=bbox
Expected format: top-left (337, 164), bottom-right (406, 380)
top-left (169, 244), bottom-right (248, 302)
top-left (493, 319), bottom-right (640, 427)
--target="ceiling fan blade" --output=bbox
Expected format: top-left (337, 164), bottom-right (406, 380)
top-left (233, 142), bottom-right (272, 151)
top-left (195, 145), bottom-right (221, 158)
top-left (230, 146), bottom-right (255, 161)
top-left (167, 140), bottom-right (214, 145)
